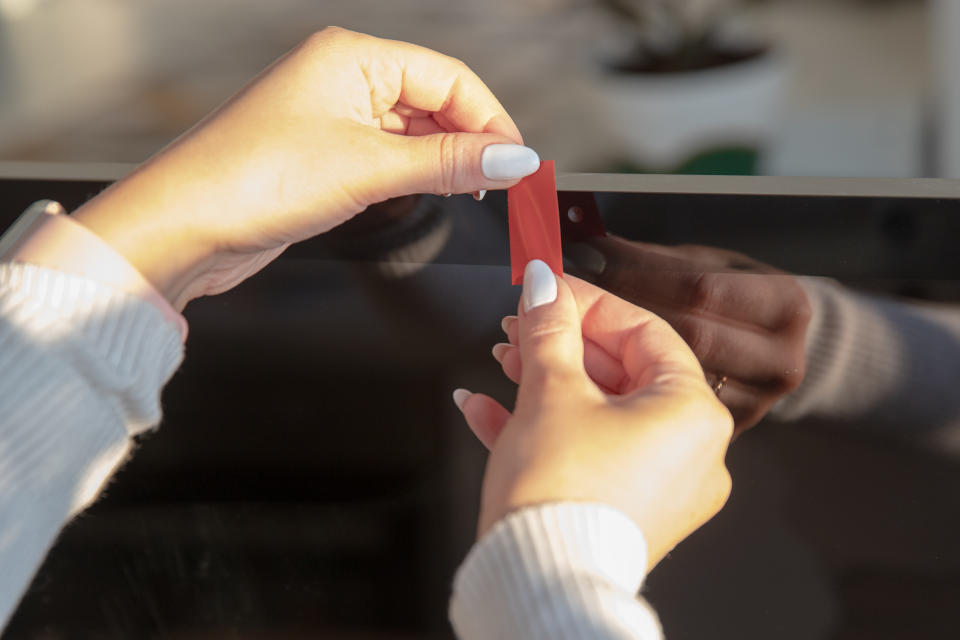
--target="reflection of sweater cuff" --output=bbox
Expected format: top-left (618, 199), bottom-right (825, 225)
top-left (769, 277), bottom-right (960, 447)
top-left (771, 276), bottom-right (900, 422)
top-left (449, 503), bottom-right (662, 640)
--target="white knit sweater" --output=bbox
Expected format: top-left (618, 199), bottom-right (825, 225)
top-left (0, 260), bottom-right (663, 638)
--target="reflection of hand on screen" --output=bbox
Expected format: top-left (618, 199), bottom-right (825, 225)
top-left (563, 235), bottom-right (811, 435)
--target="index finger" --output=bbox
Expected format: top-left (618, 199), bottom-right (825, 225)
top-left (374, 37), bottom-right (523, 142)
top-left (565, 275), bottom-right (705, 384)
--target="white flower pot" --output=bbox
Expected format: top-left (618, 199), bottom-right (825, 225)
top-left (600, 49), bottom-right (788, 173)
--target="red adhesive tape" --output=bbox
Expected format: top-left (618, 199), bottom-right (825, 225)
top-left (507, 160), bottom-right (563, 285)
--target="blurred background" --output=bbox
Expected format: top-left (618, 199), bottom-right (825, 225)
top-left (0, 0), bottom-right (950, 177)
top-left (3, 1), bottom-right (960, 640)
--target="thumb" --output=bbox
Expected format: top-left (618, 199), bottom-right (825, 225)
top-left (517, 260), bottom-right (589, 393)
top-left (378, 130), bottom-right (541, 197)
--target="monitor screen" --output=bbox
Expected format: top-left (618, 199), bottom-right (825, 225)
top-left (3, 167), bottom-right (959, 639)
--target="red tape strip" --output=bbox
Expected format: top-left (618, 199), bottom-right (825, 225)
top-left (507, 160), bottom-right (563, 285)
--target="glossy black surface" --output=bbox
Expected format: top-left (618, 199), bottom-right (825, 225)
top-left (2, 177), bottom-right (959, 639)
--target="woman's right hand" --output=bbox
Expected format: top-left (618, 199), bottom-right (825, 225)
top-left (72, 27), bottom-right (536, 311)
top-left (454, 262), bottom-right (733, 566)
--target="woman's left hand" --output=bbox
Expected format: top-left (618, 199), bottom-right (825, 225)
top-left (73, 27), bottom-right (538, 309)
top-left (456, 268), bottom-right (733, 565)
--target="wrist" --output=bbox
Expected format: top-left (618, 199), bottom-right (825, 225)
top-left (71, 166), bottom-right (220, 311)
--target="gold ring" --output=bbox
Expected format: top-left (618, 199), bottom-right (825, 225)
top-left (712, 375), bottom-right (728, 396)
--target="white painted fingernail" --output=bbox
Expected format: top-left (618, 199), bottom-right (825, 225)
top-left (452, 388), bottom-right (471, 411)
top-left (491, 342), bottom-right (511, 363)
top-left (522, 259), bottom-right (558, 312)
top-left (473, 189), bottom-right (487, 201)
top-left (481, 144), bottom-right (540, 181)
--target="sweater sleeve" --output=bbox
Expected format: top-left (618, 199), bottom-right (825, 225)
top-left (770, 276), bottom-right (960, 452)
top-left (0, 262), bottom-right (183, 631)
top-left (449, 503), bottom-right (663, 640)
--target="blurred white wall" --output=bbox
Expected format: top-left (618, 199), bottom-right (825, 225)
top-left (752, 0), bottom-right (929, 177)
top-left (0, 0), bottom-right (932, 177)
top-left (931, 0), bottom-right (960, 178)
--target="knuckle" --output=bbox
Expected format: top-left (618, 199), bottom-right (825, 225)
top-left (541, 369), bottom-right (583, 394)
top-left (523, 366), bottom-right (582, 401)
top-left (687, 271), bottom-right (720, 313)
top-left (300, 27), bottom-right (352, 56)
top-left (319, 25), bottom-right (350, 39)
top-left (680, 386), bottom-right (733, 442)
top-left (676, 318), bottom-right (714, 364)
top-left (713, 468), bottom-right (733, 509)
top-left (784, 348), bottom-right (807, 393)
top-left (306, 26), bottom-right (338, 45)
top-left (524, 317), bottom-right (576, 343)
top-left (435, 132), bottom-right (459, 195)
top-left (712, 403), bottom-right (735, 441)
top-left (777, 278), bottom-right (813, 331)
top-left (791, 287), bottom-right (814, 329)
top-left (698, 391), bottom-right (735, 441)
top-left (448, 55), bottom-right (470, 72)
top-left (768, 340), bottom-right (807, 395)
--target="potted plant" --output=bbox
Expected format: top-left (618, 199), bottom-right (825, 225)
top-left (593, 0), bottom-right (785, 174)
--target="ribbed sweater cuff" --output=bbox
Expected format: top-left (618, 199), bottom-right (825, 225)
top-left (449, 503), bottom-right (662, 640)
top-left (0, 262), bottom-right (183, 435)
top-left (0, 262), bottom-right (184, 629)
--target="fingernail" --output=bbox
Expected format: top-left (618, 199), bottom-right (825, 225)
top-left (443, 193), bottom-right (452, 197)
top-left (452, 388), bottom-right (471, 411)
top-left (481, 144), bottom-right (540, 181)
top-left (522, 259), bottom-right (558, 312)
top-left (491, 342), bottom-right (510, 363)
top-left (43, 200), bottom-right (64, 215)
top-left (500, 315), bottom-right (515, 335)
top-left (473, 189), bottom-right (487, 201)
top-left (563, 242), bottom-right (607, 277)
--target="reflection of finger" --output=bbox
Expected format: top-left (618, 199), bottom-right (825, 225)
top-left (571, 237), bottom-right (804, 331)
top-left (655, 312), bottom-right (805, 393)
top-left (633, 241), bottom-right (772, 272)
top-left (705, 379), bottom-right (772, 436)
top-left (453, 389), bottom-right (510, 449)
